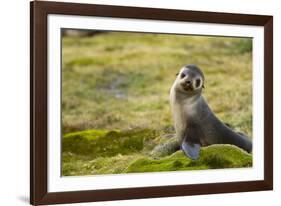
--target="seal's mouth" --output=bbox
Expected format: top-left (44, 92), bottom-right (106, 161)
top-left (184, 88), bottom-right (193, 91)
top-left (182, 84), bottom-right (194, 91)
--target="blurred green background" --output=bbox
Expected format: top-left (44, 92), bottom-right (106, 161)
top-left (62, 30), bottom-right (252, 176)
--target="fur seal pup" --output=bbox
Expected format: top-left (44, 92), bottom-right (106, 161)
top-left (170, 64), bottom-right (252, 159)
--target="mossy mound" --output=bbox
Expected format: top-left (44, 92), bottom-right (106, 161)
top-left (62, 128), bottom-right (163, 175)
top-left (63, 128), bottom-right (161, 157)
top-left (126, 145), bottom-right (252, 173)
top-left (62, 129), bottom-right (252, 176)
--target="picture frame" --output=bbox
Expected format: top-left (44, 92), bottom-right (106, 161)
top-left (30, 1), bottom-right (273, 205)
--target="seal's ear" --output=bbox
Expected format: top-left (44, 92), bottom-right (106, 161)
top-left (202, 84), bottom-right (205, 89)
top-left (181, 141), bottom-right (201, 160)
top-left (175, 73), bottom-right (179, 76)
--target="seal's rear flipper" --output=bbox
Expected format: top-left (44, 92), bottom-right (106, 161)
top-left (181, 141), bottom-right (200, 160)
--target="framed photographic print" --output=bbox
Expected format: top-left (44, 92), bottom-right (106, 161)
top-left (30, 1), bottom-right (273, 205)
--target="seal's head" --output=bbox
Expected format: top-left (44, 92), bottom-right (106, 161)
top-left (174, 64), bottom-right (205, 95)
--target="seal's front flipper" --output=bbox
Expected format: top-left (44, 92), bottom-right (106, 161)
top-left (181, 141), bottom-right (201, 160)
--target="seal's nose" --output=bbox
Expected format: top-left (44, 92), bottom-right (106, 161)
top-left (186, 80), bottom-right (192, 85)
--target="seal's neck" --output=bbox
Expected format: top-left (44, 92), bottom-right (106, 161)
top-left (174, 91), bottom-right (202, 105)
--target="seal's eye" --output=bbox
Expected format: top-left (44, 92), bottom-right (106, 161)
top-left (195, 79), bottom-right (201, 88)
top-left (180, 73), bottom-right (186, 78)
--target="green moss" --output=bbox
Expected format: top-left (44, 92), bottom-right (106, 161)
top-left (62, 153), bottom-right (91, 176)
top-left (62, 153), bottom-right (143, 176)
top-left (62, 129), bottom-right (252, 176)
top-left (64, 129), bottom-right (109, 140)
top-left (62, 128), bottom-right (160, 157)
top-left (81, 154), bottom-right (143, 175)
top-left (126, 145), bottom-right (252, 173)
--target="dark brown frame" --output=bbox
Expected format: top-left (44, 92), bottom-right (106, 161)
top-left (30, 1), bottom-right (273, 205)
